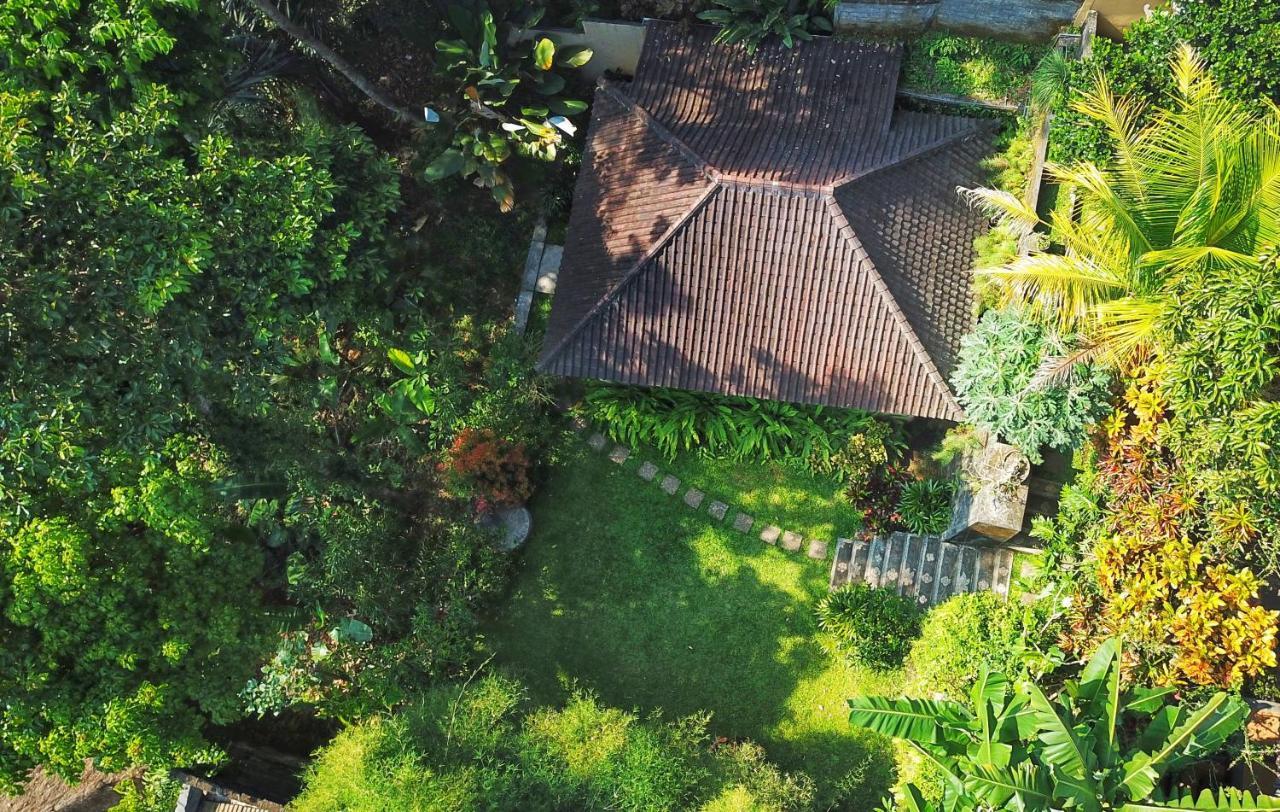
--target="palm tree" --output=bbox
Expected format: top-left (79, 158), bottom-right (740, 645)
top-left (961, 45), bottom-right (1280, 371)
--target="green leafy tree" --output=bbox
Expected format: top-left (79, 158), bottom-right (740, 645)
top-left (965, 46), bottom-right (1280, 369)
top-left (426, 5), bottom-right (593, 210)
top-left (849, 639), bottom-right (1262, 811)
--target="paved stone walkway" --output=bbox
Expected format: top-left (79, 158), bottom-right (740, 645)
top-left (829, 532), bottom-right (1016, 605)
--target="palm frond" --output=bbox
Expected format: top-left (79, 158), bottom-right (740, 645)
top-left (1018, 342), bottom-right (1106, 394)
top-left (957, 186), bottom-right (1042, 236)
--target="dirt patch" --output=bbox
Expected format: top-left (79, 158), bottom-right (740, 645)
top-left (0, 763), bottom-right (132, 812)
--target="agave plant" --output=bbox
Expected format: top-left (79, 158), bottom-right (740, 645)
top-left (427, 5), bottom-right (592, 210)
top-left (960, 45), bottom-right (1280, 373)
top-left (697, 0), bottom-right (832, 55)
top-left (848, 638), bottom-right (1266, 810)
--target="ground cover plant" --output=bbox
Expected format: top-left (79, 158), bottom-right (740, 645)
top-left (484, 443), bottom-right (899, 808)
top-left (584, 384), bottom-right (901, 480)
top-left (901, 34), bottom-right (1042, 105)
top-left (294, 672), bottom-right (815, 810)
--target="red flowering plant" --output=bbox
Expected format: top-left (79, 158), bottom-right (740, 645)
top-left (440, 427), bottom-right (533, 510)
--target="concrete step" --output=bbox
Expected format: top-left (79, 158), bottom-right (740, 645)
top-left (830, 532), bottom-right (1018, 606)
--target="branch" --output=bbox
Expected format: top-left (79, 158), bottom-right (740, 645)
top-left (244, 0), bottom-right (424, 128)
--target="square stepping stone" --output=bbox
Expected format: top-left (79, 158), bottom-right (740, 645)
top-left (660, 475), bottom-right (681, 495)
top-left (732, 512), bottom-right (754, 533)
top-left (608, 445), bottom-right (630, 464)
top-left (760, 525), bottom-right (781, 545)
top-left (587, 433), bottom-right (607, 451)
top-left (707, 501), bottom-right (728, 521)
top-left (684, 488), bottom-right (705, 509)
top-left (637, 461), bottom-right (659, 481)
top-left (781, 531), bottom-right (803, 552)
top-left (807, 539), bottom-right (829, 560)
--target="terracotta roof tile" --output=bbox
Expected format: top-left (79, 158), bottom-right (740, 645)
top-left (540, 21), bottom-right (997, 421)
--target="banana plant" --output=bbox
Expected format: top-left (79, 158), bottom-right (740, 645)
top-left (427, 4), bottom-right (592, 211)
top-left (848, 638), bottom-right (1267, 811)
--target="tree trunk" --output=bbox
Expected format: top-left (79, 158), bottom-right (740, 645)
top-left (834, 0), bottom-right (1081, 43)
top-left (244, 0), bottom-right (423, 127)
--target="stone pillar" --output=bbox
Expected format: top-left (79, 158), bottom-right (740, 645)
top-left (943, 436), bottom-right (1030, 544)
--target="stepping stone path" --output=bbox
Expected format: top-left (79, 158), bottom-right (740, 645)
top-left (781, 531), bottom-right (803, 552)
top-left (829, 532), bottom-right (1016, 605)
top-left (572, 420), bottom-right (849, 564)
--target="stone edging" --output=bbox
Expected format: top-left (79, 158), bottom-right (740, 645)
top-left (573, 418), bottom-right (831, 562)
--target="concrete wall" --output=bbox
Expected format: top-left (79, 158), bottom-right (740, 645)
top-left (523, 20), bottom-right (647, 80)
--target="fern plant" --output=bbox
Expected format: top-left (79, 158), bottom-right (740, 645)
top-left (583, 384), bottom-right (896, 478)
top-left (849, 638), bottom-right (1260, 811)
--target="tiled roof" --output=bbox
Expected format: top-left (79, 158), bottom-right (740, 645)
top-left (539, 21), bottom-right (997, 421)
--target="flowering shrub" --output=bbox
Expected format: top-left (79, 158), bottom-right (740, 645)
top-left (442, 428), bottom-right (533, 507)
top-left (1063, 370), bottom-right (1278, 688)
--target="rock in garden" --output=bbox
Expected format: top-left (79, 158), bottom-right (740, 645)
top-left (732, 512), bottom-right (754, 533)
top-left (760, 525), bottom-right (781, 545)
top-left (684, 488), bottom-right (704, 509)
top-left (707, 501), bottom-right (728, 521)
top-left (638, 461), bottom-right (659, 481)
top-left (660, 475), bottom-right (680, 495)
top-left (781, 531), bottom-right (803, 552)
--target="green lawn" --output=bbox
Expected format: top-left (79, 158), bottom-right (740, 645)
top-left (484, 441), bottom-right (898, 809)
top-left (621, 441), bottom-right (865, 542)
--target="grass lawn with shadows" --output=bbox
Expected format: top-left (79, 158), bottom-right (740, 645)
top-left (485, 441), bottom-right (898, 809)
top-left (624, 441), bottom-right (865, 543)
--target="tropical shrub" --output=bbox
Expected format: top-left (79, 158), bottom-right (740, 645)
top-left (442, 427), bottom-right (534, 508)
top-left (583, 385), bottom-right (896, 479)
top-left (901, 34), bottom-right (1042, 104)
top-left (896, 479), bottom-right (954, 535)
top-left (427, 4), bottom-right (593, 209)
top-left (697, 0), bottom-right (831, 54)
top-left (904, 593), bottom-right (1040, 701)
top-left (850, 638), bottom-right (1262, 811)
top-left (816, 584), bottom-right (922, 669)
top-left (1051, 1), bottom-right (1280, 164)
top-left (951, 309), bottom-right (1112, 464)
top-left (114, 769), bottom-right (183, 812)
top-left (1060, 370), bottom-right (1279, 689)
top-left (847, 463), bottom-right (914, 538)
top-left (293, 673), bottom-right (816, 811)
top-left (970, 46), bottom-right (1280, 368)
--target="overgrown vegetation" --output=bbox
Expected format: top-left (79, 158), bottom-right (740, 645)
top-left (852, 638), bottom-right (1261, 811)
top-left (0, 0), bottom-right (556, 790)
top-left (295, 673), bottom-right (815, 810)
top-left (901, 34), bottom-right (1043, 104)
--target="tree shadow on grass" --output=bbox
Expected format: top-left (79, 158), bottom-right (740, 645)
top-left (484, 444), bottom-right (895, 808)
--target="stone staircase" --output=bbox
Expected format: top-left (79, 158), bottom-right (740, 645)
top-left (829, 532), bottom-right (1015, 605)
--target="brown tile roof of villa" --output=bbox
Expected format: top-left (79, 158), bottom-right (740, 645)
top-left (539, 21), bottom-right (998, 421)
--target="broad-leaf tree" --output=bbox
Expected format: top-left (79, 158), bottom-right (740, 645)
top-left (848, 639), bottom-right (1264, 810)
